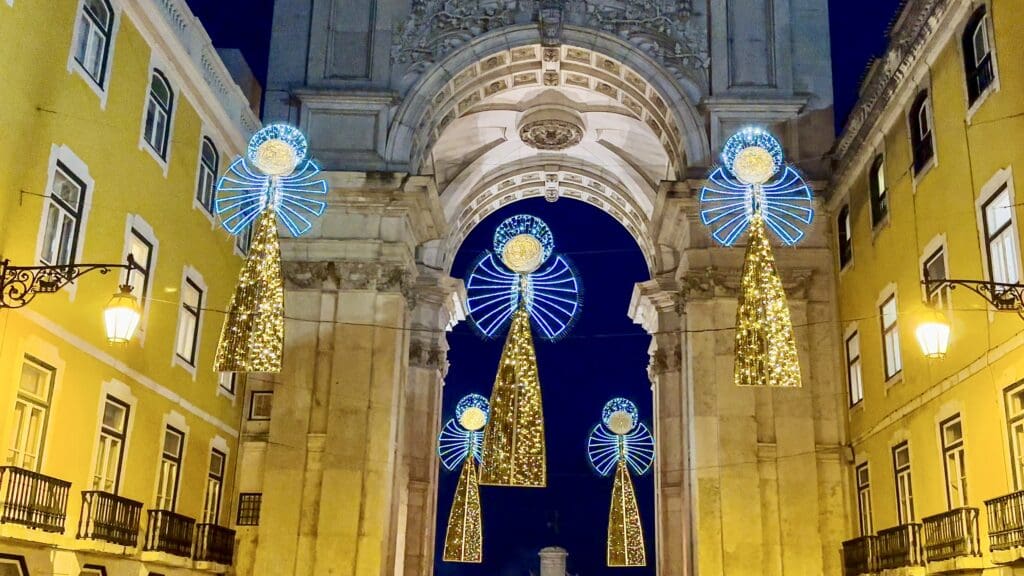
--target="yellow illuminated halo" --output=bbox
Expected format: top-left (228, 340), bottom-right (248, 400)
top-left (731, 145), bottom-right (777, 185)
top-left (501, 234), bottom-right (545, 274)
top-left (253, 138), bottom-right (299, 176)
top-left (607, 410), bottom-right (635, 435)
top-left (459, 407), bottom-right (488, 432)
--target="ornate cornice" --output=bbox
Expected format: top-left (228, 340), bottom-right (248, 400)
top-left (409, 338), bottom-right (448, 374)
top-left (680, 266), bottom-right (813, 301)
top-left (281, 260), bottom-right (415, 299)
top-left (831, 0), bottom-right (953, 187)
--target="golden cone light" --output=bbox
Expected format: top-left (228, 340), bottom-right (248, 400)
top-left (442, 458), bottom-right (483, 563)
top-left (607, 458), bottom-right (646, 567)
top-left (104, 284), bottom-right (141, 344)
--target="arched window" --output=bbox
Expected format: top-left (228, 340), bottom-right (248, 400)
top-left (196, 137), bottom-right (218, 213)
top-left (868, 155), bottom-right (888, 227)
top-left (73, 0), bottom-right (114, 84)
top-left (837, 204), bottom-right (852, 268)
top-left (908, 91), bottom-right (934, 175)
top-left (143, 70), bottom-right (173, 159)
top-left (962, 6), bottom-right (995, 105)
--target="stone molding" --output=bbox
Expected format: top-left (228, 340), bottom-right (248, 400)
top-left (519, 118), bottom-right (584, 151)
top-left (408, 338), bottom-right (447, 373)
top-left (282, 260), bottom-right (414, 298)
top-left (679, 266), bottom-right (813, 301)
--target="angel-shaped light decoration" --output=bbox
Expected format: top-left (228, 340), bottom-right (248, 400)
top-left (213, 124), bottom-right (328, 373)
top-left (587, 398), bottom-right (654, 567)
top-left (466, 214), bottom-right (582, 487)
top-left (699, 127), bottom-right (813, 388)
top-left (438, 394), bottom-right (490, 563)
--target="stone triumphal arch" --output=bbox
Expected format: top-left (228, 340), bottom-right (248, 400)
top-left (233, 2), bottom-right (849, 575)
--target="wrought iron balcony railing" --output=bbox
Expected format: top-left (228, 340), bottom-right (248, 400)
top-left (194, 523), bottom-right (236, 564)
top-left (841, 535), bottom-right (877, 576)
top-left (0, 466), bottom-right (71, 532)
top-left (922, 507), bottom-right (981, 562)
top-left (143, 509), bottom-right (195, 557)
top-left (876, 523), bottom-right (925, 570)
top-left (77, 490), bottom-right (143, 547)
top-left (986, 490), bottom-right (1024, 551)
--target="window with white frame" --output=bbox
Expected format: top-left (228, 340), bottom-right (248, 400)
top-left (0, 555), bottom-right (28, 576)
top-left (6, 357), bottom-right (55, 471)
top-left (880, 294), bottom-right (902, 380)
top-left (196, 137), bottom-right (218, 214)
top-left (837, 204), bottom-right (853, 268)
top-left (124, 228), bottom-right (153, 302)
top-left (143, 70), bottom-right (173, 159)
top-left (155, 426), bottom-right (184, 510)
top-left (202, 449), bottom-right (225, 523)
top-left (893, 442), bottom-right (914, 524)
top-left (218, 373), bottom-right (236, 396)
top-left (909, 91), bottom-right (935, 175)
top-left (40, 162), bottom-right (86, 266)
top-left (1005, 382), bottom-right (1024, 490)
top-left (249, 391), bottom-right (272, 421)
top-left (73, 0), bottom-right (114, 85)
top-left (81, 566), bottom-right (106, 576)
top-left (174, 277), bottom-right (203, 366)
top-left (982, 185), bottom-right (1020, 284)
top-left (92, 397), bottom-right (128, 493)
top-left (846, 331), bottom-right (863, 405)
top-left (869, 156), bottom-right (888, 227)
top-left (941, 415), bottom-right (968, 508)
top-left (923, 246), bottom-right (950, 307)
top-left (963, 6), bottom-right (995, 105)
top-left (856, 463), bottom-right (872, 536)
top-left (236, 223), bottom-right (252, 255)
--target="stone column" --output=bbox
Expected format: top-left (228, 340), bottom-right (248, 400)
top-left (628, 277), bottom-right (692, 576)
top-left (251, 174), bottom-right (446, 576)
top-left (539, 546), bottom-right (569, 576)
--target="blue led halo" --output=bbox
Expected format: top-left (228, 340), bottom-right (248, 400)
top-left (492, 215), bottom-right (555, 266)
top-left (455, 393), bottom-right (490, 429)
top-left (246, 124), bottom-right (309, 169)
top-left (720, 127), bottom-right (784, 182)
top-left (437, 418), bottom-right (484, 471)
top-left (587, 398), bottom-right (655, 476)
top-left (601, 398), bottom-right (639, 431)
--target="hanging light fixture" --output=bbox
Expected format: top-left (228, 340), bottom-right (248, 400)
top-left (916, 311), bottom-right (951, 359)
top-left (104, 284), bottom-right (141, 344)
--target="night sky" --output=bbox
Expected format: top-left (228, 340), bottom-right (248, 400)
top-left (184, 0), bottom-right (904, 573)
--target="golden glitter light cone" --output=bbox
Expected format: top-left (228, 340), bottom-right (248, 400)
top-left (479, 305), bottom-right (546, 487)
top-left (214, 210), bottom-right (284, 373)
top-left (608, 458), bottom-right (646, 567)
top-left (733, 215), bottom-right (801, 387)
top-left (443, 458), bottom-right (483, 563)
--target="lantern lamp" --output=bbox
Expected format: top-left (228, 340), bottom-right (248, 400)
top-left (104, 284), bottom-right (141, 344)
top-left (916, 314), bottom-right (951, 359)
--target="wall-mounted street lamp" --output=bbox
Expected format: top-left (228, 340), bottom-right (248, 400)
top-left (917, 276), bottom-right (1024, 359)
top-left (916, 313), bottom-right (951, 359)
top-left (1, 256), bottom-right (142, 344)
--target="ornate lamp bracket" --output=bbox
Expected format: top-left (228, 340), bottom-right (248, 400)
top-left (0, 255), bottom-right (139, 309)
top-left (923, 277), bottom-right (1024, 319)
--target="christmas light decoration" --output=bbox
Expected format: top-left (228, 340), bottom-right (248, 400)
top-left (700, 127), bottom-right (813, 388)
top-left (587, 398), bottom-right (654, 567)
top-left (213, 124), bottom-right (327, 373)
top-left (438, 394), bottom-right (490, 563)
top-left (466, 215), bottom-right (582, 488)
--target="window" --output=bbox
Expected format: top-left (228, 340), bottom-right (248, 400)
top-left (124, 229), bottom-right (153, 302)
top-left (218, 373), bottom-right (237, 396)
top-left (868, 156), bottom-right (888, 227)
top-left (237, 493), bottom-right (262, 526)
top-left (236, 224), bottom-right (253, 255)
top-left (846, 331), bottom-right (863, 405)
top-left (249, 391), bottom-right (272, 421)
top-left (143, 70), bottom-right (173, 159)
top-left (856, 464), bottom-right (872, 536)
top-left (837, 204), bottom-right (853, 268)
top-left (92, 397), bottom-right (128, 493)
top-left (196, 138), bottom-right (218, 214)
top-left (202, 449), bottom-right (225, 524)
top-left (73, 0), bottom-right (114, 84)
top-left (963, 6), bottom-right (995, 105)
top-left (0, 554), bottom-right (28, 576)
top-left (893, 443), bottom-right (914, 524)
top-left (1005, 383), bottom-right (1024, 489)
top-left (909, 91), bottom-right (935, 175)
top-left (7, 357), bottom-right (55, 470)
top-left (923, 246), bottom-right (950, 307)
top-left (81, 565), bottom-right (107, 576)
top-left (155, 427), bottom-right (184, 510)
top-left (175, 278), bottom-right (203, 366)
top-left (40, 162), bottom-right (86, 266)
top-left (941, 416), bottom-right (968, 508)
top-left (880, 294), bottom-right (902, 380)
top-left (982, 185), bottom-right (1020, 284)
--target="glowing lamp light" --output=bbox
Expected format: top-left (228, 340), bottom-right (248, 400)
top-left (916, 316), bottom-right (951, 359)
top-left (104, 285), bottom-right (141, 344)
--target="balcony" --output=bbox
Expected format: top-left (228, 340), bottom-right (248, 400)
top-left (986, 490), bottom-right (1024, 563)
top-left (922, 507), bottom-right (983, 572)
top-left (77, 490), bottom-right (143, 547)
top-left (842, 535), bottom-right (876, 576)
top-left (0, 466), bottom-right (71, 533)
top-left (143, 509), bottom-right (196, 558)
top-left (876, 523), bottom-right (925, 570)
top-left (194, 523), bottom-right (236, 565)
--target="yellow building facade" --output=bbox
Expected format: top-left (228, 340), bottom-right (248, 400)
top-left (0, 0), bottom-right (257, 574)
top-left (830, 0), bottom-right (1024, 573)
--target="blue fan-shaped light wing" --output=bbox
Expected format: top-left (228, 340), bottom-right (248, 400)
top-left (699, 167), bottom-right (754, 247)
top-left (587, 424), bottom-right (622, 477)
top-left (621, 423), bottom-right (655, 476)
top-left (215, 158), bottom-right (328, 238)
top-left (273, 160), bottom-right (328, 237)
top-left (437, 418), bottom-right (483, 471)
top-left (525, 254), bottom-right (581, 341)
top-left (466, 252), bottom-right (520, 338)
top-left (216, 157), bottom-right (270, 235)
top-left (760, 166), bottom-right (814, 246)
